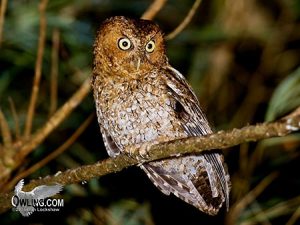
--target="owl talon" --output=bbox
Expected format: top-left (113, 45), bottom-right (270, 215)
top-left (138, 143), bottom-right (151, 159)
top-left (92, 16), bottom-right (231, 215)
top-left (126, 143), bottom-right (151, 160)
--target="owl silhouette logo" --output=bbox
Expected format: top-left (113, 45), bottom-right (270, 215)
top-left (11, 179), bottom-right (63, 217)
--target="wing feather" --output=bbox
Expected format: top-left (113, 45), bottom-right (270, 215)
top-left (141, 157), bottom-right (224, 215)
top-left (163, 65), bottom-right (230, 209)
top-left (15, 179), bottom-right (24, 193)
top-left (100, 125), bottom-right (121, 157)
top-left (32, 184), bottom-right (63, 199)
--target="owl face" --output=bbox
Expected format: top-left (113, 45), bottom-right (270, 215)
top-left (93, 16), bottom-right (168, 79)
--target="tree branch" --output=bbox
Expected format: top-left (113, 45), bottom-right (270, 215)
top-left (226, 172), bottom-right (278, 225)
top-left (15, 78), bottom-right (91, 162)
top-left (0, 107), bottom-right (299, 213)
top-left (49, 28), bottom-right (60, 117)
top-left (0, 109), bottom-right (12, 147)
top-left (141, 0), bottom-right (167, 20)
top-left (0, 77), bottom-right (90, 187)
top-left (0, 0), bottom-right (8, 46)
top-left (24, 0), bottom-right (48, 137)
top-left (3, 113), bottom-right (94, 193)
top-left (8, 97), bottom-right (20, 140)
top-left (165, 0), bottom-right (202, 40)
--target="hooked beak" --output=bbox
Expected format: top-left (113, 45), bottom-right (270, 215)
top-left (132, 57), bottom-right (141, 71)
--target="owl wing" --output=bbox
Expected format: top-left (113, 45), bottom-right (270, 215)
top-left (164, 66), bottom-right (212, 136)
top-left (14, 179), bottom-right (24, 193)
top-left (165, 66), bottom-right (230, 206)
top-left (100, 125), bottom-right (122, 157)
top-left (141, 66), bottom-right (230, 213)
top-left (32, 184), bottom-right (63, 199)
top-left (141, 161), bottom-right (209, 197)
top-left (141, 156), bottom-right (225, 215)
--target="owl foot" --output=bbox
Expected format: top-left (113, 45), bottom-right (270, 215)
top-left (126, 141), bottom-right (158, 160)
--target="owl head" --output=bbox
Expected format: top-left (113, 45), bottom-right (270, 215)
top-left (93, 16), bottom-right (168, 80)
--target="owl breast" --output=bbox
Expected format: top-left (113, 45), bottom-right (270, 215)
top-left (92, 16), bottom-right (230, 215)
top-left (94, 71), bottom-right (185, 149)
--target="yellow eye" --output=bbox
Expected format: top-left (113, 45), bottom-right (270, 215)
top-left (118, 38), bottom-right (131, 50)
top-left (145, 40), bottom-right (155, 53)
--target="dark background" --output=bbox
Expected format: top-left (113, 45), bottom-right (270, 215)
top-left (1, 0), bottom-right (300, 224)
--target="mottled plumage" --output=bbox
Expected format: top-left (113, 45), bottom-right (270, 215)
top-left (92, 16), bottom-right (230, 215)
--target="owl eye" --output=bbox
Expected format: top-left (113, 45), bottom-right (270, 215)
top-left (145, 40), bottom-right (155, 53)
top-left (118, 38), bottom-right (131, 50)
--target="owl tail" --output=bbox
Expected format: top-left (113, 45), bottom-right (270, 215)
top-left (140, 152), bottom-right (230, 215)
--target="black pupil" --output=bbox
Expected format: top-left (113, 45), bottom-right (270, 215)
top-left (122, 41), bottom-right (128, 47)
top-left (148, 43), bottom-right (152, 49)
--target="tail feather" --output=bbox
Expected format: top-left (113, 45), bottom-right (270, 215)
top-left (140, 153), bottom-right (230, 215)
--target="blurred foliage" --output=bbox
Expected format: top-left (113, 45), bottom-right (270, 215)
top-left (0, 0), bottom-right (300, 225)
top-left (266, 66), bottom-right (300, 121)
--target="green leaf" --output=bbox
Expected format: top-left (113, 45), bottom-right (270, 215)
top-left (265, 67), bottom-right (300, 121)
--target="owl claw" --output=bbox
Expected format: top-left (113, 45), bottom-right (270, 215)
top-left (126, 142), bottom-right (153, 160)
top-left (93, 16), bottom-right (231, 215)
top-left (138, 143), bottom-right (151, 159)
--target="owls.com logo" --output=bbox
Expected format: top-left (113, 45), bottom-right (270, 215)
top-left (11, 179), bottom-right (64, 217)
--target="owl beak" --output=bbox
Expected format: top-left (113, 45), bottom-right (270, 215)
top-left (132, 57), bottom-right (141, 71)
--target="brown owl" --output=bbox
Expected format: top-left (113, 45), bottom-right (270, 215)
top-left (92, 16), bottom-right (230, 215)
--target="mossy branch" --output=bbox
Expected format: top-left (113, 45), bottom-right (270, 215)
top-left (0, 107), bottom-right (299, 213)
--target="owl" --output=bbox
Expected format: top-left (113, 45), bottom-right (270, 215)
top-left (92, 16), bottom-right (230, 215)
